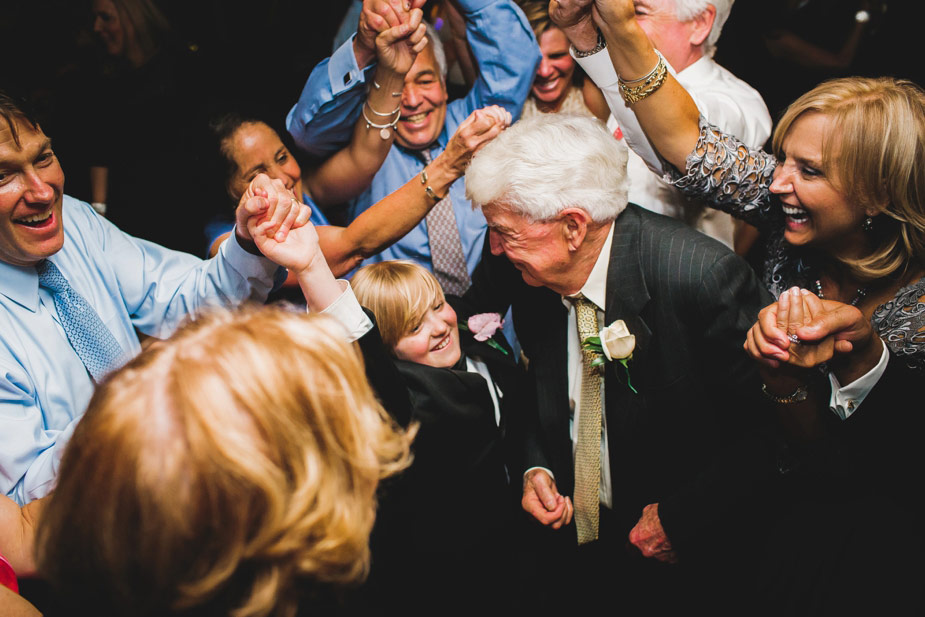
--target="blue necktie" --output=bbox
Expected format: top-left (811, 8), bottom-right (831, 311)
top-left (37, 260), bottom-right (126, 382)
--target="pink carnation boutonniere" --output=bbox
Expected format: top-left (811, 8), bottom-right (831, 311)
top-left (582, 319), bottom-right (637, 393)
top-left (458, 312), bottom-right (509, 355)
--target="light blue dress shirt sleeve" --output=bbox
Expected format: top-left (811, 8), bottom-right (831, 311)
top-left (0, 196), bottom-right (280, 504)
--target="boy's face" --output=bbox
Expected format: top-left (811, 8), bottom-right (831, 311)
top-left (393, 296), bottom-right (461, 368)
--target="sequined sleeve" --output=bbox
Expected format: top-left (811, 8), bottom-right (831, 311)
top-left (872, 279), bottom-right (925, 371)
top-left (669, 117), bottom-right (780, 231)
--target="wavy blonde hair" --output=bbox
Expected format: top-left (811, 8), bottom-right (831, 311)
top-left (773, 77), bottom-right (925, 282)
top-left (352, 261), bottom-right (444, 350)
top-left (37, 306), bottom-right (411, 617)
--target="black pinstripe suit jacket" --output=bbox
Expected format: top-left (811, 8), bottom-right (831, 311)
top-left (465, 203), bottom-right (774, 551)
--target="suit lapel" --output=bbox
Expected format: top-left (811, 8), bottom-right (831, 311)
top-left (604, 207), bottom-right (652, 392)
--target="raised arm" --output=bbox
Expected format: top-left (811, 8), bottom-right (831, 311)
top-left (319, 106), bottom-right (511, 277)
top-left (0, 496), bottom-right (43, 577)
top-left (304, 8), bottom-right (428, 206)
top-left (551, 0), bottom-right (701, 170)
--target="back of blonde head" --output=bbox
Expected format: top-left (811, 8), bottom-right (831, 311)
top-left (774, 77), bottom-right (925, 280)
top-left (352, 261), bottom-right (445, 350)
top-left (38, 306), bottom-right (411, 617)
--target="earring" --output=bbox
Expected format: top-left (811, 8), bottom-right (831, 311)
top-left (862, 216), bottom-right (874, 232)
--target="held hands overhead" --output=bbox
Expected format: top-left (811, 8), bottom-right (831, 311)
top-left (356, 0), bottom-right (430, 68)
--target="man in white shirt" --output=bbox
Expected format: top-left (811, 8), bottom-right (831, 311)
top-left (572, 0), bottom-right (771, 251)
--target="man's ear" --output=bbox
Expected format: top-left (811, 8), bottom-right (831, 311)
top-left (688, 4), bottom-right (716, 48)
top-left (561, 208), bottom-right (592, 251)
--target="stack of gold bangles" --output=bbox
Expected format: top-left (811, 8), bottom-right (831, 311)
top-left (618, 50), bottom-right (668, 106)
top-left (362, 100), bottom-right (401, 140)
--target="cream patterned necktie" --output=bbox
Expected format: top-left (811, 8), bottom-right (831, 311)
top-left (571, 294), bottom-right (602, 544)
top-left (421, 148), bottom-right (471, 295)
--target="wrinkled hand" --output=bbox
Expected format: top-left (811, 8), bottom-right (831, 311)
top-left (357, 0), bottom-right (427, 62)
top-left (236, 174), bottom-right (312, 248)
top-left (375, 7), bottom-right (428, 75)
top-left (438, 105), bottom-right (512, 177)
top-left (522, 469), bottom-right (574, 529)
top-left (590, 0), bottom-right (638, 31)
top-left (628, 503), bottom-right (678, 563)
top-left (548, 0), bottom-right (595, 30)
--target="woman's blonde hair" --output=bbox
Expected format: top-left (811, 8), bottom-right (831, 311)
top-left (352, 261), bottom-right (444, 349)
top-left (517, 0), bottom-right (554, 38)
top-left (773, 77), bottom-right (925, 281)
top-left (37, 306), bottom-right (411, 617)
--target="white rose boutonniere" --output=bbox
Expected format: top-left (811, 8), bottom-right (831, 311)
top-left (581, 319), bottom-right (637, 393)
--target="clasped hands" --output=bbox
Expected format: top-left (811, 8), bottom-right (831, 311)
top-left (356, 0), bottom-right (430, 71)
top-left (744, 286), bottom-right (880, 374)
top-left (235, 174), bottom-right (323, 273)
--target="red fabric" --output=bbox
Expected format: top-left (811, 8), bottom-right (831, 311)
top-left (0, 552), bottom-right (17, 593)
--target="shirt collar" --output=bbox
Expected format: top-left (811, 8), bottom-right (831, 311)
top-left (0, 258), bottom-right (41, 312)
top-left (563, 222), bottom-right (614, 311)
top-left (677, 55), bottom-right (711, 80)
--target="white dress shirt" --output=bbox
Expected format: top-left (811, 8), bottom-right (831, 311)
top-left (578, 50), bottom-right (771, 248)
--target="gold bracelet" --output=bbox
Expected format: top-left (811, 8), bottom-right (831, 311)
top-left (618, 50), bottom-right (668, 106)
top-left (420, 168), bottom-right (443, 202)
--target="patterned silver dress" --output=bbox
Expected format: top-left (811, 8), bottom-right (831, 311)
top-left (670, 120), bottom-right (925, 370)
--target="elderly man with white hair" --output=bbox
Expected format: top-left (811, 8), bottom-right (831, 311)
top-left (551, 0), bottom-right (771, 252)
top-left (462, 113), bottom-right (772, 612)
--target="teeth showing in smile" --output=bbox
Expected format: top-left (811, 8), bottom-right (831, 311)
top-left (432, 335), bottom-right (450, 352)
top-left (782, 205), bottom-right (809, 222)
top-left (17, 211), bottom-right (51, 226)
top-left (404, 112), bottom-right (428, 123)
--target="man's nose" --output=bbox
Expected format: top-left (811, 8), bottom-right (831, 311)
top-left (403, 84), bottom-right (423, 109)
top-left (24, 171), bottom-right (54, 203)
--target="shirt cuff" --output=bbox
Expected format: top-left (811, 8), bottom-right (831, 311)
top-left (329, 33), bottom-right (373, 95)
top-left (572, 46), bottom-right (619, 88)
top-left (222, 227), bottom-right (281, 283)
top-left (319, 280), bottom-right (373, 342)
top-left (827, 339), bottom-right (889, 420)
top-left (456, 0), bottom-right (498, 13)
top-left (523, 466), bottom-right (556, 483)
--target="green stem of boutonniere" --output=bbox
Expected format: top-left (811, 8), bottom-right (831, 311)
top-left (581, 336), bottom-right (637, 394)
top-left (457, 323), bottom-right (510, 355)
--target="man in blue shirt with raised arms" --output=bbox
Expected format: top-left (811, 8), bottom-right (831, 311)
top-left (287, 0), bottom-right (540, 293)
top-left (0, 91), bottom-right (304, 505)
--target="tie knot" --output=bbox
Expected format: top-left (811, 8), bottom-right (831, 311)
top-left (36, 260), bottom-right (68, 294)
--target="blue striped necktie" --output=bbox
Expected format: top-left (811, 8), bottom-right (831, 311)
top-left (36, 260), bottom-right (126, 382)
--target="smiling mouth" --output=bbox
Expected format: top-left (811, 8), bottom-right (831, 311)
top-left (15, 209), bottom-right (53, 228)
top-left (534, 77), bottom-right (561, 92)
top-left (431, 333), bottom-right (451, 352)
top-left (403, 111), bottom-right (430, 124)
top-left (782, 205), bottom-right (809, 224)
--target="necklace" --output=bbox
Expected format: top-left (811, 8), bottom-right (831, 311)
top-left (813, 279), bottom-right (867, 306)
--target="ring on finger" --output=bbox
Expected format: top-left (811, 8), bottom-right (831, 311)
top-left (787, 333), bottom-right (801, 344)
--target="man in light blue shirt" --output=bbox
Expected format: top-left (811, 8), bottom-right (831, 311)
top-left (287, 0), bottom-right (539, 281)
top-left (0, 93), bottom-right (292, 505)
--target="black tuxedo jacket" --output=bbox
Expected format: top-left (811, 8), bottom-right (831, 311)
top-left (464, 204), bottom-right (775, 552)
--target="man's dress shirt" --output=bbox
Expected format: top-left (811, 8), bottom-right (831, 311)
top-left (0, 196), bottom-right (280, 504)
top-left (579, 51), bottom-right (771, 248)
top-left (286, 0), bottom-right (539, 276)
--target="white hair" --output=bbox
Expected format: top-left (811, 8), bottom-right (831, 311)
top-left (673, 0), bottom-right (734, 57)
top-left (465, 114), bottom-right (628, 223)
top-left (424, 21), bottom-right (447, 79)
